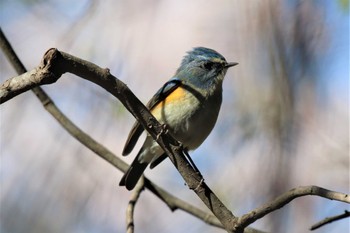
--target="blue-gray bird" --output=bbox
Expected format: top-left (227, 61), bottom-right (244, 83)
top-left (120, 47), bottom-right (238, 190)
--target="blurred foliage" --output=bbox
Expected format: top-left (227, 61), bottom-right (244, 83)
top-left (338, 0), bottom-right (349, 12)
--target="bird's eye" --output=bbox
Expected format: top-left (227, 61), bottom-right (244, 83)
top-left (201, 62), bottom-right (214, 70)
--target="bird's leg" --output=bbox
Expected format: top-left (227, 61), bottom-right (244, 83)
top-left (156, 123), bottom-right (169, 140)
top-left (183, 148), bottom-right (203, 180)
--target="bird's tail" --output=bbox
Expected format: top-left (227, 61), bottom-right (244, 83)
top-left (119, 152), bottom-right (148, 190)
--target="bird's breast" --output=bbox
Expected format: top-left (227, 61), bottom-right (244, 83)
top-left (151, 86), bottom-right (222, 150)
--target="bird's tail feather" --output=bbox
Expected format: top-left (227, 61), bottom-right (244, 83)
top-left (119, 154), bottom-right (148, 190)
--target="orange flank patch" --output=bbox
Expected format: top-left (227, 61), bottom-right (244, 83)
top-left (151, 87), bottom-right (186, 112)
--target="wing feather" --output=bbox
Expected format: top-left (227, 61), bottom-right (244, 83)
top-left (122, 78), bottom-right (182, 156)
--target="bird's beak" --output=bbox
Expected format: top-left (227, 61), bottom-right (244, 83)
top-left (225, 62), bottom-right (238, 68)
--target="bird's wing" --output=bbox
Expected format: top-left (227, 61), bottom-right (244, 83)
top-left (122, 78), bottom-right (183, 156)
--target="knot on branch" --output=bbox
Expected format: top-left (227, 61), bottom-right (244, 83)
top-left (39, 48), bottom-right (64, 84)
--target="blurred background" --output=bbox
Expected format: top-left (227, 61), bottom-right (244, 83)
top-left (0, 0), bottom-right (349, 232)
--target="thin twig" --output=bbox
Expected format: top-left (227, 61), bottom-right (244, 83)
top-left (310, 210), bottom-right (350, 231)
top-left (126, 177), bottom-right (145, 233)
top-left (236, 186), bottom-right (350, 229)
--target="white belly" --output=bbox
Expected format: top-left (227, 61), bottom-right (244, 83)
top-left (151, 89), bottom-right (221, 150)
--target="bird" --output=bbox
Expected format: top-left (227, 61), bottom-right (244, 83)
top-left (119, 47), bottom-right (238, 190)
